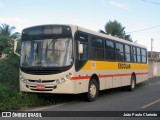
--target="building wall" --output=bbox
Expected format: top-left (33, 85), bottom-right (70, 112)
top-left (157, 62), bottom-right (160, 77)
top-left (148, 59), bottom-right (160, 78)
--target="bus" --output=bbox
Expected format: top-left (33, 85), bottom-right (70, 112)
top-left (14, 24), bottom-right (148, 101)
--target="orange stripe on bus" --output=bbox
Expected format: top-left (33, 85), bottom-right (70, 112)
top-left (70, 72), bottom-right (148, 80)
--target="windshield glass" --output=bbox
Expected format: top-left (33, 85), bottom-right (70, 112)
top-left (20, 38), bottom-right (73, 67)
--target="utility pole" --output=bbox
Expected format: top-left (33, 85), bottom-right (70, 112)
top-left (151, 38), bottom-right (154, 58)
top-left (151, 38), bottom-right (154, 77)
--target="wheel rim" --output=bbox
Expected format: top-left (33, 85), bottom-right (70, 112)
top-left (89, 84), bottom-right (97, 98)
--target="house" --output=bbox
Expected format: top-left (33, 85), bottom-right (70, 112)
top-left (148, 51), bottom-right (160, 78)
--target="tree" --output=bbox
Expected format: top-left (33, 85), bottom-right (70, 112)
top-left (0, 23), bottom-right (20, 57)
top-left (104, 20), bottom-right (132, 42)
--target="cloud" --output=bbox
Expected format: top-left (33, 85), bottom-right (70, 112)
top-left (109, 0), bottom-right (128, 9)
top-left (0, 17), bottom-right (27, 24)
top-left (0, 17), bottom-right (29, 32)
top-left (0, 1), bottom-right (5, 8)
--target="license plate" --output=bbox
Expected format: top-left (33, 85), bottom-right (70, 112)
top-left (36, 85), bottom-right (45, 90)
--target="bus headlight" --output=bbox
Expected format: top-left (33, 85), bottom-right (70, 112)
top-left (19, 75), bottom-right (27, 83)
top-left (56, 76), bottom-right (69, 84)
top-left (56, 79), bottom-right (61, 84)
top-left (61, 78), bottom-right (66, 83)
top-left (66, 75), bottom-right (70, 79)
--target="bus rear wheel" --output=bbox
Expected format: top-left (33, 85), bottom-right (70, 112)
top-left (86, 79), bottom-right (99, 102)
top-left (127, 75), bottom-right (136, 91)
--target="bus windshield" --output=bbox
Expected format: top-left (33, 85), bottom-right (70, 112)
top-left (20, 38), bottom-right (73, 68)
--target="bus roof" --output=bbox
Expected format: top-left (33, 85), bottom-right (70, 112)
top-left (22, 24), bottom-right (147, 49)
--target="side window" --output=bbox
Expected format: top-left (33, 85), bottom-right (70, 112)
top-left (137, 48), bottom-right (141, 63)
top-left (141, 49), bottom-right (147, 63)
top-left (132, 47), bottom-right (137, 62)
top-left (91, 36), bottom-right (104, 60)
top-left (75, 32), bottom-right (88, 60)
top-left (116, 43), bottom-right (124, 61)
top-left (105, 40), bottom-right (115, 60)
top-left (125, 45), bottom-right (131, 62)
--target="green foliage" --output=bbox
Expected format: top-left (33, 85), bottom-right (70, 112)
top-left (0, 52), bottom-right (49, 111)
top-left (104, 20), bottom-right (132, 42)
top-left (0, 23), bottom-right (20, 56)
top-left (105, 20), bottom-right (125, 37)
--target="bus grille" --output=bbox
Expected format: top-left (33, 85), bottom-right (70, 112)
top-left (26, 79), bottom-right (56, 91)
top-left (28, 79), bottom-right (55, 83)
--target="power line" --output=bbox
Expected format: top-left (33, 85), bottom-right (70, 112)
top-left (141, 0), bottom-right (160, 5)
top-left (126, 25), bottom-right (160, 34)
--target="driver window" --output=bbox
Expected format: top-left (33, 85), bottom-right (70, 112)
top-left (75, 32), bottom-right (88, 60)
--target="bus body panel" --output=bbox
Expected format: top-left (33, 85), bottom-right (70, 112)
top-left (18, 24), bottom-right (148, 96)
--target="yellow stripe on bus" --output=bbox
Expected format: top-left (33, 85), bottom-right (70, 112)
top-left (81, 60), bottom-right (148, 70)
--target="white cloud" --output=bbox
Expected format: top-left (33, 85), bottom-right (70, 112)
top-left (0, 1), bottom-right (5, 9)
top-left (0, 17), bottom-right (29, 32)
top-left (109, 0), bottom-right (128, 9)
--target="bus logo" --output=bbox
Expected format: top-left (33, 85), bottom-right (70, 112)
top-left (91, 61), bottom-right (96, 69)
top-left (38, 79), bottom-right (42, 83)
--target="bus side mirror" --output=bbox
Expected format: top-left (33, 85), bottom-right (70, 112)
top-left (13, 38), bottom-right (20, 57)
top-left (78, 44), bottom-right (83, 54)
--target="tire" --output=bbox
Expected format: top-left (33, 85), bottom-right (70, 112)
top-left (127, 75), bottom-right (136, 91)
top-left (86, 79), bottom-right (99, 102)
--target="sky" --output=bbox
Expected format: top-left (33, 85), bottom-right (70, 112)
top-left (0, 0), bottom-right (160, 51)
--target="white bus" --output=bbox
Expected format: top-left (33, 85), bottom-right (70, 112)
top-left (14, 24), bottom-right (148, 101)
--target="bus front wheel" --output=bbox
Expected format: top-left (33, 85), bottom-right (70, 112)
top-left (86, 79), bottom-right (99, 102)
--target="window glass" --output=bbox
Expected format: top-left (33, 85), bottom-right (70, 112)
top-left (125, 54), bottom-right (131, 62)
top-left (137, 56), bottom-right (141, 62)
top-left (75, 32), bottom-right (88, 60)
top-left (116, 43), bottom-right (124, 53)
top-left (141, 49), bottom-right (147, 56)
top-left (91, 36), bottom-right (104, 60)
top-left (125, 45), bottom-right (130, 53)
top-left (142, 56), bottom-right (146, 63)
top-left (141, 49), bottom-right (147, 63)
top-left (91, 37), bottom-right (104, 48)
top-left (125, 45), bottom-right (131, 62)
top-left (75, 32), bottom-right (88, 42)
top-left (116, 43), bottom-right (124, 61)
top-left (105, 40), bottom-right (115, 61)
top-left (137, 48), bottom-right (141, 62)
top-left (132, 47), bottom-right (137, 62)
top-left (106, 40), bottom-right (114, 50)
top-left (137, 48), bottom-right (141, 55)
top-left (78, 44), bottom-right (88, 60)
top-left (105, 51), bottom-right (115, 60)
top-left (92, 48), bottom-right (104, 59)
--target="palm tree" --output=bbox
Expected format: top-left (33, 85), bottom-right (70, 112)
top-left (0, 23), bottom-right (20, 39)
top-left (105, 20), bottom-right (125, 38)
top-left (104, 20), bottom-right (132, 42)
top-left (0, 23), bottom-right (20, 57)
